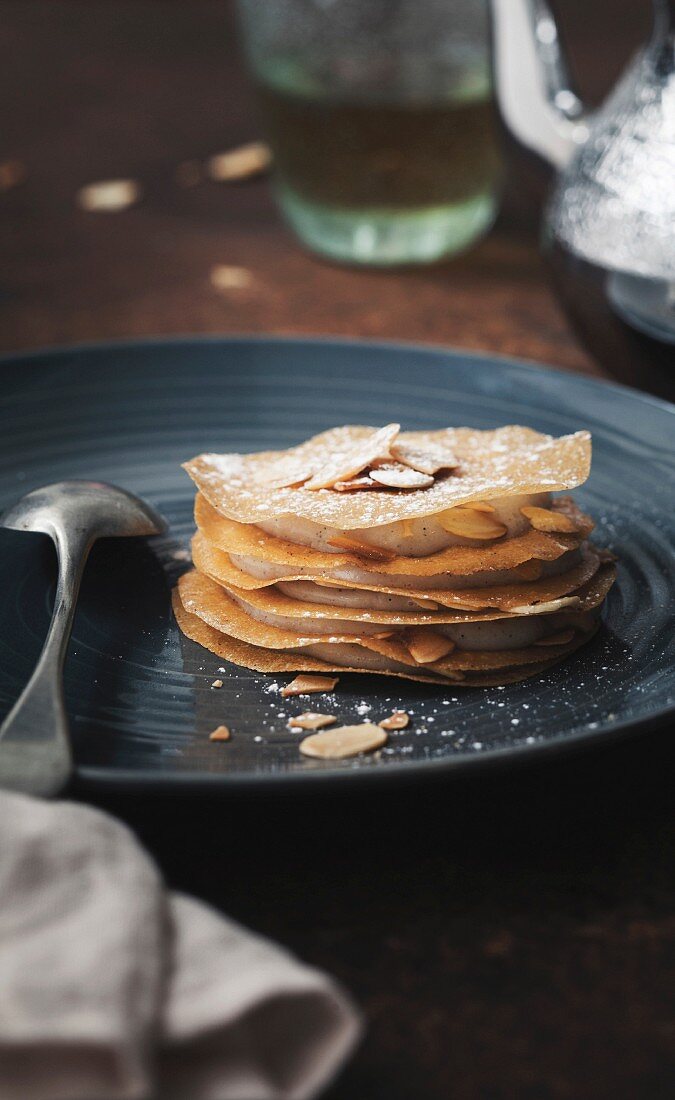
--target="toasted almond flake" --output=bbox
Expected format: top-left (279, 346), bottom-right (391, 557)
top-left (409, 597), bottom-right (440, 610)
top-left (210, 265), bottom-right (255, 292)
top-left (369, 463), bottom-right (434, 490)
top-left (379, 710), bottom-right (410, 730)
top-left (0, 158), bottom-right (25, 191)
top-left (372, 630), bottom-right (395, 639)
top-left (533, 628), bottom-right (576, 647)
top-left (437, 507), bottom-right (507, 540)
top-left (520, 506), bottom-right (578, 533)
top-left (281, 674), bottom-right (339, 697)
top-left (209, 724), bottom-right (231, 741)
top-left (77, 179), bottom-right (140, 212)
top-left (211, 678), bottom-right (223, 688)
top-left (175, 159), bottom-right (202, 187)
top-left (207, 141), bottom-right (271, 182)
top-left (334, 475), bottom-right (378, 491)
top-left (299, 722), bottom-right (387, 759)
top-left (288, 712), bottom-right (337, 731)
top-left (405, 629), bottom-right (456, 664)
top-left (463, 501), bottom-right (495, 513)
top-left (514, 559), bottom-right (544, 581)
top-left (327, 535), bottom-right (397, 561)
top-left (304, 423), bottom-right (400, 490)
top-left (391, 441), bottom-right (459, 476)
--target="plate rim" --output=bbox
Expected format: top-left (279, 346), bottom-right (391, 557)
top-left (2, 333), bottom-right (674, 792)
top-left (2, 331), bottom-right (675, 423)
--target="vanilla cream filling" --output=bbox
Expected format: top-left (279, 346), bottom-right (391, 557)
top-left (230, 548), bottom-right (581, 595)
top-left (257, 493), bottom-right (551, 556)
top-left (301, 644), bottom-right (432, 676)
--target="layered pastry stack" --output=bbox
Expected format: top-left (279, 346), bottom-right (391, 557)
top-left (173, 424), bottom-right (616, 686)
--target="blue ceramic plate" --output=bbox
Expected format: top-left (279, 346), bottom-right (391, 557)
top-left (0, 337), bottom-right (673, 791)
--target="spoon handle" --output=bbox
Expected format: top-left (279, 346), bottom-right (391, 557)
top-left (0, 526), bottom-right (92, 797)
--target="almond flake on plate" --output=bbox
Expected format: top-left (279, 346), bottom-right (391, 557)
top-left (281, 674), bottom-right (339, 697)
top-left (437, 506), bottom-right (507, 540)
top-left (299, 722), bottom-right (387, 759)
top-left (391, 441), bottom-right (459, 476)
top-left (211, 679), bottom-right (223, 688)
top-left (77, 179), bottom-right (141, 212)
top-left (327, 535), bottom-right (397, 561)
top-left (304, 423), bottom-right (400, 490)
top-left (533, 628), bottom-right (576, 647)
top-left (379, 710), bottom-right (410, 730)
top-left (288, 712), bottom-right (337, 731)
top-left (369, 463), bottom-right (434, 490)
top-left (405, 630), bottom-right (456, 664)
top-left (520, 506), bottom-right (578, 533)
top-left (207, 141), bottom-right (271, 182)
top-left (209, 725), bottom-right (231, 741)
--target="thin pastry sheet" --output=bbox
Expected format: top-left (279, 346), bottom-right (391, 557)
top-left (191, 531), bottom-right (611, 612)
top-left (185, 426), bottom-right (591, 529)
top-left (213, 560), bottom-right (615, 625)
top-left (172, 590), bottom-right (591, 688)
top-left (194, 493), bottom-right (592, 577)
top-left (176, 570), bottom-right (596, 673)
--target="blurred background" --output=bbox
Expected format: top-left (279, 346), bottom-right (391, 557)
top-left (0, 0), bottom-right (653, 376)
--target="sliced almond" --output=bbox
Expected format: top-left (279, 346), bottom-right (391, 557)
top-left (514, 559), bottom-right (545, 581)
top-left (207, 141), bottom-right (271, 182)
top-left (520, 506), bottom-right (578, 533)
top-left (299, 722), bottom-right (387, 759)
top-left (333, 475), bottom-right (378, 491)
top-left (304, 423), bottom-right (400, 490)
top-left (379, 710), bottom-right (410, 730)
top-left (405, 629), bottom-right (456, 665)
top-left (391, 441), bottom-right (459, 476)
top-left (533, 628), bottom-right (576, 647)
top-left (254, 459), bottom-right (315, 489)
top-left (288, 712), bottom-right (337, 731)
top-left (463, 501), bottom-right (495, 513)
top-left (437, 507), bottom-right (507, 540)
top-left (327, 535), bottom-right (397, 562)
top-left (372, 630), bottom-right (395, 639)
top-left (209, 725), bottom-right (231, 741)
top-left (369, 463), bottom-right (434, 490)
top-left (211, 679), bottom-right (223, 688)
top-left (281, 674), bottom-right (339, 697)
top-left (77, 178), bottom-right (141, 213)
top-left (409, 597), bottom-right (440, 610)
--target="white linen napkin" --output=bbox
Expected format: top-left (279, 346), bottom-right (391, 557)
top-left (0, 791), bottom-right (361, 1100)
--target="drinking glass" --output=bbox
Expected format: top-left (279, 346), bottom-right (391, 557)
top-left (236, 0), bottom-right (499, 266)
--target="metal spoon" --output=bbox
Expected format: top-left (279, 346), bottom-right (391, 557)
top-left (0, 481), bottom-right (166, 797)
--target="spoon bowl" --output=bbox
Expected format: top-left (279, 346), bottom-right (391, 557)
top-left (0, 481), bottom-right (166, 796)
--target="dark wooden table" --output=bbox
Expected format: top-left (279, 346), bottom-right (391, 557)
top-left (3, 3), bottom-right (675, 1098)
